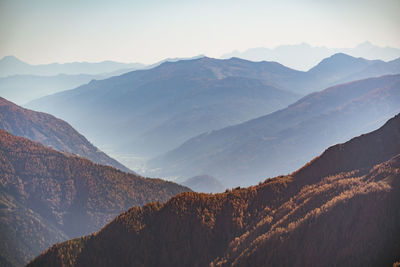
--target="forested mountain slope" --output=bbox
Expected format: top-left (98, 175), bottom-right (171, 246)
top-left (0, 130), bottom-right (189, 266)
top-left (28, 113), bottom-right (400, 267)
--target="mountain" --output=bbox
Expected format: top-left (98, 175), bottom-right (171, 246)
top-left (0, 71), bottom-right (136, 105)
top-left (26, 54), bottom-right (400, 171)
top-left (27, 113), bottom-right (400, 267)
top-left (222, 41), bottom-right (400, 71)
top-left (145, 54), bottom-right (206, 69)
top-left (150, 74), bottom-right (400, 187)
top-left (339, 57), bottom-right (400, 84)
top-left (0, 74), bottom-right (99, 105)
top-left (0, 55), bottom-right (209, 105)
top-left (0, 97), bottom-right (133, 173)
top-left (0, 129), bottom-right (190, 266)
top-left (26, 57), bottom-right (301, 161)
top-left (0, 56), bottom-right (145, 77)
top-left (181, 175), bottom-right (225, 193)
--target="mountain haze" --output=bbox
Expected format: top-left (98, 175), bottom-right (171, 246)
top-left (26, 54), bottom-right (400, 171)
top-left (222, 42), bottom-right (400, 70)
top-left (151, 74), bottom-right (400, 187)
top-left (0, 71), bottom-right (136, 105)
top-left (181, 175), bottom-right (225, 193)
top-left (27, 113), bottom-right (400, 267)
top-left (26, 57), bottom-right (301, 159)
top-left (0, 56), bottom-right (144, 77)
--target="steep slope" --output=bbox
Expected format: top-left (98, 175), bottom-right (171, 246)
top-left (28, 113), bottom-right (400, 267)
top-left (152, 74), bottom-right (400, 186)
top-left (0, 189), bottom-right (68, 267)
top-left (0, 97), bottom-right (132, 173)
top-left (0, 130), bottom-right (190, 266)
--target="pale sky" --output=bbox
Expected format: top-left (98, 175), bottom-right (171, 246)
top-left (1, 0), bottom-right (399, 64)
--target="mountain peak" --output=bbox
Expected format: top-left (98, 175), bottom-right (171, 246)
top-left (308, 53), bottom-right (367, 73)
top-left (356, 41), bottom-right (374, 48)
top-left (0, 55), bottom-right (27, 65)
top-left (328, 52), bottom-right (357, 60)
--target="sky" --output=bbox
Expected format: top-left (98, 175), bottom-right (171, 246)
top-left (0, 0), bottom-right (399, 64)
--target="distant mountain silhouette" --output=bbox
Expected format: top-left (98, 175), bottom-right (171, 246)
top-left (27, 113), bottom-right (400, 267)
top-left (222, 41), bottom-right (400, 70)
top-left (0, 56), bottom-right (145, 77)
top-left (151, 74), bottom-right (400, 187)
top-left (181, 175), bottom-right (225, 193)
top-left (0, 130), bottom-right (190, 266)
top-left (0, 97), bottom-right (132, 173)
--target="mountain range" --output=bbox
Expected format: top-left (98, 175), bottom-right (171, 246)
top-left (1, 46), bottom-right (399, 267)
top-left (0, 97), bottom-right (133, 173)
top-left (0, 55), bottom-right (208, 105)
top-left (222, 41), bottom-right (400, 71)
top-left (27, 113), bottom-right (400, 267)
top-left (0, 56), bottom-right (145, 77)
top-left (151, 74), bottom-right (400, 187)
top-left (0, 72), bottom-right (132, 105)
top-left (26, 57), bottom-right (302, 160)
top-left (25, 54), bottom-right (400, 173)
top-left (0, 129), bottom-right (190, 266)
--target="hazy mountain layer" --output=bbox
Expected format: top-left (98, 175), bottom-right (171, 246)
top-left (0, 56), bottom-right (144, 77)
top-left (26, 54), bottom-right (400, 166)
top-left (27, 113), bottom-right (400, 267)
top-left (26, 57), bottom-right (302, 158)
top-left (151, 74), bottom-right (400, 187)
top-left (0, 70), bottom-right (136, 105)
top-left (181, 175), bottom-right (225, 193)
top-left (222, 41), bottom-right (400, 70)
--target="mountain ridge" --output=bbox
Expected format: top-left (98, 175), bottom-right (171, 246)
top-left (150, 74), bottom-right (400, 186)
top-left (0, 56), bottom-right (145, 77)
top-left (27, 113), bottom-right (400, 267)
top-left (0, 97), bottom-right (133, 173)
top-left (26, 57), bottom-right (302, 159)
top-left (221, 41), bottom-right (400, 70)
top-left (0, 129), bottom-right (190, 266)
top-left (25, 54), bottom-right (400, 177)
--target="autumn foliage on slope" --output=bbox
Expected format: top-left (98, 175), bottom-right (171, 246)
top-left (28, 114), bottom-right (400, 267)
top-left (0, 97), bottom-right (132, 173)
top-left (0, 130), bottom-right (190, 266)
